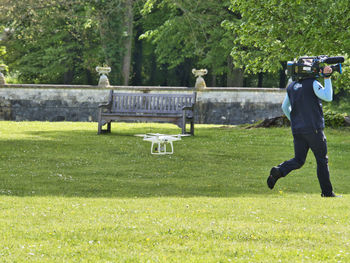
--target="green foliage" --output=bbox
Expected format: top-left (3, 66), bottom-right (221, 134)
top-left (0, 0), bottom-right (128, 84)
top-left (324, 110), bottom-right (348, 128)
top-left (324, 95), bottom-right (350, 115)
top-left (93, 0), bottom-right (127, 85)
top-left (2, 0), bottom-right (350, 88)
top-left (140, 0), bottom-right (237, 76)
top-left (0, 25), bottom-right (6, 67)
top-left (0, 46), bottom-right (5, 60)
top-left (2, 1), bottom-right (96, 83)
top-left (227, 0), bottom-right (350, 79)
top-left (4, 71), bottom-right (21, 84)
top-left (331, 55), bottom-right (350, 94)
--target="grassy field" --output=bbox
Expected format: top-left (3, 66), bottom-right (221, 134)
top-left (0, 121), bottom-right (349, 262)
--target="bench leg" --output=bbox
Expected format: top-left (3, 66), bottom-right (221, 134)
top-left (98, 121), bottom-right (102, 134)
top-left (97, 117), bottom-right (111, 134)
top-left (190, 120), bottom-right (194, 135)
top-left (97, 109), bottom-right (103, 134)
top-left (182, 114), bottom-right (186, 135)
top-left (181, 113), bottom-right (194, 135)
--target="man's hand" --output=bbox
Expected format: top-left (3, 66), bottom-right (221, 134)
top-left (321, 66), bottom-right (333, 78)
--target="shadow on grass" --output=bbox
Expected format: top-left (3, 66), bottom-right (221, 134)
top-left (0, 126), bottom-right (348, 198)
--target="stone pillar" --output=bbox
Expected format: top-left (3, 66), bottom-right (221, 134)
top-left (96, 66), bottom-right (111, 87)
top-left (192, 68), bottom-right (208, 89)
top-left (0, 65), bottom-right (6, 85)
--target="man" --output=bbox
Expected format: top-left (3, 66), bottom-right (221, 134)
top-left (267, 63), bottom-right (340, 197)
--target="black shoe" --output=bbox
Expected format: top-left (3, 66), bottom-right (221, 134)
top-left (267, 167), bottom-right (282, 190)
top-left (321, 192), bottom-right (342, 198)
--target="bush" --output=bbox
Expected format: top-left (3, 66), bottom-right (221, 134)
top-left (324, 110), bottom-right (348, 128)
top-left (332, 55), bottom-right (350, 95)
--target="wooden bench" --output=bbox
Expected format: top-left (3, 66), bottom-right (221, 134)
top-left (97, 90), bottom-right (196, 135)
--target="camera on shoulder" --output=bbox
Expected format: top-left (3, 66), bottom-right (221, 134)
top-left (287, 55), bottom-right (344, 81)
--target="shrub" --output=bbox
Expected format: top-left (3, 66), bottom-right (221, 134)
top-left (324, 110), bottom-right (348, 128)
top-left (332, 55), bottom-right (350, 95)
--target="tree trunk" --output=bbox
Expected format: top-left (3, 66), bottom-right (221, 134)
top-left (258, 72), bottom-right (263, 87)
top-left (85, 69), bottom-right (94, 85)
top-left (122, 0), bottom-right (134, 86)
top-left (227, 56), bottom-right (243, 87)
top-left (279, 62), bottom-right (287, 89)
top-left (149, 53), bottom-right (157, 85)
top-left (176, 58), bottom-right (192, 87)
top-left (131, 23), bottom-right (143, 86)
top-left (64, 70), bottom-right (74, 84)
top-left (211, 73), bottom-right (217, 87)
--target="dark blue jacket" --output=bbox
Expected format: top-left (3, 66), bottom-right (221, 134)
top-left (287, 78), bottom-right (324, 134)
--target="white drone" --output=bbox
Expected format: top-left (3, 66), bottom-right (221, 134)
top-left (135, 133), bottom-right (190, 155)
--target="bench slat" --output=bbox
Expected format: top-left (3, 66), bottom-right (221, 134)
top-left (110, 92), bottom-right (195, 114)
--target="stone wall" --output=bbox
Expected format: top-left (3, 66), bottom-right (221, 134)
top-left (0, 84), bottom-right (286, 125)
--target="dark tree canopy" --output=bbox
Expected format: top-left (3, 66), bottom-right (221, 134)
top-left (0, 0), bottom-right (349, 91)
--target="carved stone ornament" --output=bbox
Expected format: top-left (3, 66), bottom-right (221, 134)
top-left (192, 68), bottom-right (208, 89)
top-left (96, 66), bottom-right (111, 87)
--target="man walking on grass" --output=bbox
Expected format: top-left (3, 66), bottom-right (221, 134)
top-left (267, 62), bottom-right (341, 197)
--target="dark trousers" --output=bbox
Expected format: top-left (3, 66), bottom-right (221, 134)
top-left (278, 130), bottom-right (333, 195)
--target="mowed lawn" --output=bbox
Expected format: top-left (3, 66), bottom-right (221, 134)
top-left (0, 121), bottom-right (349, 262)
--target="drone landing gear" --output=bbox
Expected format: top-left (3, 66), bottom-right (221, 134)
top-left (135, 133), bottom-right (187, 155)
top-left (152, 141), bottom-right (174, 155)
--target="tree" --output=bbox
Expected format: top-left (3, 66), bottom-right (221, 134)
top-left (93, 0), bottom-right (130, 85)
top-left (140, 0), bottom-right (244, 87)
top-left (122, 0), bottom-right (134, 86)
top-left (227, 0), bottom-right (350, 90)
top-left (1, 0), bottom-right (101, 83)
top-left (0, 0), bottom-right (133, 85)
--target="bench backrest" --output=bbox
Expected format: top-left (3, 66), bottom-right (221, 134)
top-left (110, 92), bottom-right (196, 114)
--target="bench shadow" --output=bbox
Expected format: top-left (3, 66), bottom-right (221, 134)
top-left (0, 128), bottom-right (347, 198)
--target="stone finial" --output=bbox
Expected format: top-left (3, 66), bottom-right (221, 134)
top-left (96, 66), bottom-right (111, 87)
top-left (0, 65), bottom-right (6, 85)
top-left (192, 68), bottom-right (208, 89)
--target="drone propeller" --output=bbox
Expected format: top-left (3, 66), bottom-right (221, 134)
top-left (135, 133), bottom-right (191, 139)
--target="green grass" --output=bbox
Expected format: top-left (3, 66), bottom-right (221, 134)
top-left (0, 121), bottom-right (349, 262)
